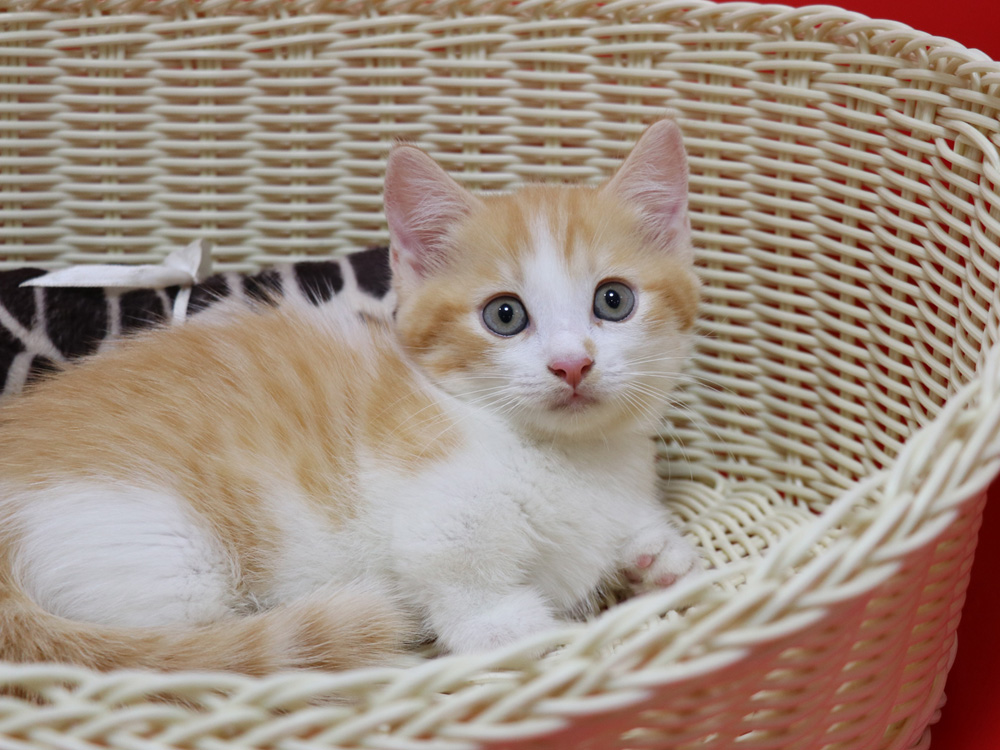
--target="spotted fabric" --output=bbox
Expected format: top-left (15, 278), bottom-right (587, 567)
top-left (0, 246), bottom-right (393, 400)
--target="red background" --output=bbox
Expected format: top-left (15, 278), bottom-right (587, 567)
top-left (776, 1), bottom-right (999, 747)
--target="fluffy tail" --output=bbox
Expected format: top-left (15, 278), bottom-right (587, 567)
top-left (0, 585), bottom-right (410, 675)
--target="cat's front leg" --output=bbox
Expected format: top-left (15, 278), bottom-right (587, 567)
top-left (618, 512), bottom-right (701, 594)
top-left (390, 493), bottom-right (560, 654)
top-left (425, 585), bottom-right (559, 655)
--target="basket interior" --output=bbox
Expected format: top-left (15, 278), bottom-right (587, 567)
top-left (653, 20), bottom-right (1000, 570)
top-left (2, 0), bottom-right (1000, 612)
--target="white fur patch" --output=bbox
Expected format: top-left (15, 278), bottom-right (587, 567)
top-left (11, 483), bottom-right (236, 628)
top-left (263, 485), bottom-right (372, 604)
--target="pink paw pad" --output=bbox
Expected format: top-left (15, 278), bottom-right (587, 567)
top-left (624, 554), bottom-right (658, 583)
top-left (620, 526), bottom-right (700, 592)
top-left (655, 573), bottom-right (679, 587)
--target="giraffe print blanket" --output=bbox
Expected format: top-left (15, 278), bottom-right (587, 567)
top-left (0, 247), bottom-right (393, 400)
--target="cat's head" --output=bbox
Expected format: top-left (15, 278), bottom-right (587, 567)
top-left (383, 120), bottom-right (699, 440)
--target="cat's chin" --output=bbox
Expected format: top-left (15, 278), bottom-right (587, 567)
top-left (513, 394), bottom-right (646, 442)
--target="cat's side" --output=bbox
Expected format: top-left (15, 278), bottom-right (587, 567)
top-left (0, 120), bottom-right (701, 673)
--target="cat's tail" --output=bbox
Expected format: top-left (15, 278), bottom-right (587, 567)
top-left (0, 584), bottom-right (411, 675)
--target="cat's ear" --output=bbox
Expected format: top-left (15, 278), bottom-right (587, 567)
top-left (601, 120), bottom-right (691, 259)
top-left (384, 145), bottom-right (480, 284)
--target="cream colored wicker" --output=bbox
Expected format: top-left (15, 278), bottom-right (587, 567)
top-left (1, 1), bottom-right (999, 748)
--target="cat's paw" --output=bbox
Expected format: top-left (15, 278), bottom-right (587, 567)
top-left (436, 590), bottom-right (558, 655)
top-left (620, 523), bottom-right (701, 594)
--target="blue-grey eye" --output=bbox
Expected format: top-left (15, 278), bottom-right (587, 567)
top-left (482, 296), bottom-right (528, 336)
top-left (594, 281), bottom-right (635, 321)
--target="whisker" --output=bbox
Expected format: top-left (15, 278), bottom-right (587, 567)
top-left (617, 377), bottom-right (744, 471)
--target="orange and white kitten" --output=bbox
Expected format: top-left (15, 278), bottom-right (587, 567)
top-left (0, 120), bottom-right (700, 674)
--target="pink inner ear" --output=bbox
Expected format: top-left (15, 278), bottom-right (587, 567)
top-left (384, 146), bottom-right (478, 281)
top-left (602, 120), bottom-right (691, 254)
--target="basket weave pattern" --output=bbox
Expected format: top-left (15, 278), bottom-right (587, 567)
top-left (2, 1), bottom-right (1000, 748)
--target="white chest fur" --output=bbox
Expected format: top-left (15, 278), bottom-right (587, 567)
top-left (342, 408), bottom-right (663, 647)
top-left (264, 425), bottom-right (655, 605)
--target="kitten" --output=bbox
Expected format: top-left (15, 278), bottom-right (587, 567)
top-left (0, 120), bottom-right (701, 674)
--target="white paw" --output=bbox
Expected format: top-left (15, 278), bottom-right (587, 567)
top-left (620, 523), bottom-right (701, 593)
top-left (435, 590), bottom-right (558, 654)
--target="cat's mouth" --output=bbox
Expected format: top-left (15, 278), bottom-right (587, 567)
top-left (550, 390), bottom-right (597, 412)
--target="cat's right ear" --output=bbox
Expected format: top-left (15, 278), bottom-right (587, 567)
top-left (384, 145), bottom-right (480, 286)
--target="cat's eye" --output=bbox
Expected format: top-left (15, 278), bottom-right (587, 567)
top-left (594, 281), bottom-right (635, 321)
top-left (482, 296), bottom-right (528, 336)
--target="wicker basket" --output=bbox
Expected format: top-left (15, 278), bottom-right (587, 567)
top-left (2, 1), bottom-right (999, 748)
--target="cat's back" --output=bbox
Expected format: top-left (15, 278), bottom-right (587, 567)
top-left (0, 304), bottom-right (452, 497)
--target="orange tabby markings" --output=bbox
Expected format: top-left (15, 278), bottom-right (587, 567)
top-left (364, 347), bottom-right (457, 470)
top-left (0, 581), bottom-right (406, 674)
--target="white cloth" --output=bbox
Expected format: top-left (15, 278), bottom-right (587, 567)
top-left (20, 240), bottom-right (214, 323)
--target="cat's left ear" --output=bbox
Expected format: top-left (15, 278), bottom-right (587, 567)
top-left (601, 120), bottom-right (691, 260)
top-left (384, 144), bottom-right (481, 286)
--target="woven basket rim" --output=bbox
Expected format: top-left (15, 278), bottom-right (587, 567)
top-left (4, 0), bottom-right (996, 70)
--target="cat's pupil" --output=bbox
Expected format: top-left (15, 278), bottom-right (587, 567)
top-left (498, 304), bottom-right (514, 324)
top-left (605, 290), bottom-right (621, 309)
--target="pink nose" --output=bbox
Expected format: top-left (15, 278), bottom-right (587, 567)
top-left (548, 356), bottom-right (593, 389)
